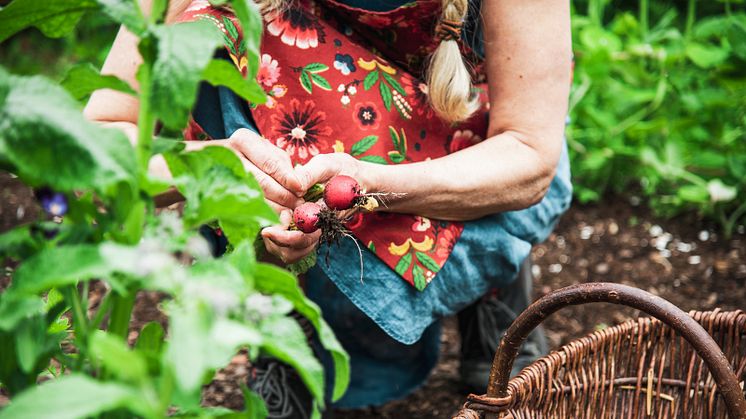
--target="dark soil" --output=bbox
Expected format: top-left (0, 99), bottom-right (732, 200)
top-left (2, 172), bottom-right (745, 417)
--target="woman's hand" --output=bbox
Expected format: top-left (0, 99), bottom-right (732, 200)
top-left (261, 210), bottom-right (321, 264)
top-left (228, 128), bottom-right (305, 213)
top-left (295, 152), bottom-right (368, 194)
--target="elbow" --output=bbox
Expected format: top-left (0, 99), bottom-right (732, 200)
top-left (516, 159), bottom-right (556, 209)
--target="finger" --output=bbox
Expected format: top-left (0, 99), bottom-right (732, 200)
top-left (262, 227), bottom-right (321, 249)
top-left (232, 134), bottom-right (304, 196)
top-left (295, 154), bottom-right (340, 191)
top-left (264, 239), bottom-right (317, 264)
top-left (245, 164), bottom-right (303, 209)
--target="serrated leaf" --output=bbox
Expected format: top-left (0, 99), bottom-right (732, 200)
top-left (304, 63), bottom-right (328, 73)
top-left (415, 251), bottom-right (440, 273)
top-left (300, 71), bottom-right (313, 94)
top-left (0, 374), bottom-right (144, 419)
top-left (363, 70), bottom-right (379, 90)
top-left (379, 81), bottom-right (393, 111)
top-left (412, 264), bottom-right (426, 291)
top-left (0, 0), bottom-right (98, 43)
top-left (61, 63), bottom-right (136, 100)
top-left (359, 155), bottom-right (388, 165)
top-left (394, 252), bottom-right (412, 276)
top-left (150, 21), bottom-right (223, 130)
top-left (310, 73), bottom-right (331, 90)
top-left (253, 263), bottom-right (350, 401)
top-left (0, 73), bottom-right (137, 198)
top-left (350, 135), bottom-right (378, 156)
top-left (382, 72), bottom-right (406, 95)
top-left (203, 59), bottom-right (266, 103)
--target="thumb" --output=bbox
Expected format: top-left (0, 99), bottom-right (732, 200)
top-left (295, 154), bottom-right (339, 192)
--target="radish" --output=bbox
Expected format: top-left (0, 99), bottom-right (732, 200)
top-left (323, 175), bottom-right (363, 210)
top-left (293, 202), bottom-right (322, 233)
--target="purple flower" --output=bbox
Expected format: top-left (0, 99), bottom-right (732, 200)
top-left (36, 188), bottom-right (68, 217)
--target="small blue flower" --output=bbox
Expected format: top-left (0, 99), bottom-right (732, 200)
top-left (36, 188), bottom-right (68, 217)
top-left (333, 53), bottom-right (356, 75)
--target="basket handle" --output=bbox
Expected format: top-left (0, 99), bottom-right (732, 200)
top-left (483, 282), bottom-right (746, 418)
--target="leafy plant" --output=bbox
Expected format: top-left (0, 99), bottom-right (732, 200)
top-left (568, 0), bottom-right (746, 236)
top-left (0, 0), bottom-right (349, 418)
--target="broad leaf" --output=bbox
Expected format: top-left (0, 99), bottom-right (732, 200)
top-left (0, 73), bottom-right (137, 198)
top-left (350, 135), bottom-right (378, 156)
top-left (0, 374), bottom-right (144, 419)
top-left (96, 0), bottom-right (147, 35)
top-left (253, 263), bottom-right (350, 401)
top-left (202, 59), bottom-right (266, 103)
top-left (89, 330), bottom-right (148, 384)
top-left (61, 63), bottom-right (136, 100)
top-left (150, 21), bottom-right (223, 130)
top-left (0, 0), bottom-right (98, 42)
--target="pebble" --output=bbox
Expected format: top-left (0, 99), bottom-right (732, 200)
top-left (687, 255), bottom-right (701, 265)
top-left (580, 225), bottom-right (593, 240)
top-left (556, 236), bottom-right (566, 249)
top-left (595, 263), bottom-right (609, 274)
top-left (738, 225), bottom-right (745, 234)
top-left (531, 264), bottom-right (541, 279)
top-left (559, 254), bottom-right (569, 264)
top-left (698, 230), bottom-right (710, 242)
top-left (619, 249), bottom-right (634, 258)
top-left (16, 206), bottom-right (24, 220)
top-left (608, 222), bottom-right (619, 235)
top-left (659, 249), bottom-right (671, 258)
top-left (649, 225), bottom-right (663, 237)
top-left (629, 196), bottom-right (641, 206)
top-left (676, 242), bottom-right (693, 253)
top-left (548, 263), bottom-right (562, 274)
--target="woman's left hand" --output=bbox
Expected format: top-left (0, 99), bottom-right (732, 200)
top-left (261, 210), bottom-right (321, 264)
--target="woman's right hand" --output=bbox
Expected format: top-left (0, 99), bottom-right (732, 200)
top-left (227, 128), bottom-right (305, 214)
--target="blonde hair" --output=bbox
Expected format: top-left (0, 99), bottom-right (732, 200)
top-left (236, 0), bottom-right (478, 123)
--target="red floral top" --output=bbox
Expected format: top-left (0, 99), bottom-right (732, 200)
top-left (179, 0), bottom-right (491, 291)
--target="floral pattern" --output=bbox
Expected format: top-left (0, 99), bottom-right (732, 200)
top-left (271, 99), bottom-right (332, 162)
top-left (178, 0), bottom-right (491, 291)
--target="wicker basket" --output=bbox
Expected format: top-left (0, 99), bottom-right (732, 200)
top-left (454, 283), bottom-right (746, 419)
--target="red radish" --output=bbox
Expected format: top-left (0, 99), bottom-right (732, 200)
top-left (323, 175), bottom-right (363, 210)
top-left (293, 202), bottom-right (322, 233)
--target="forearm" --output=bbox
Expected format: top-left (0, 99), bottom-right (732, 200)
top-left (361, 131), bottom-right (557, 221)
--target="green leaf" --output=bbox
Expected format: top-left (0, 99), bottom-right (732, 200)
top-left (412, 264), bottom-right (426, 291)
top-left (222, 15), bottom-right (240, 39)
top-left (388, 126), bottom-right (400, 150)
top-left (61, 63), bottom-right (136, 101)
top-left (303, 63), bottom-right (329, 73)
top-left (677, 184), bottom-right (709, 204)
top-left (379, 78), bottom-right (393, 111)
top-left (259, 315), bottom-right (326, 405)
top-left (135, 321), bottom-right (165, 374)
top-left (350, 135), bottom-right (378, 156)
top-left (0, 0), bottom-right (98, 43)
top-left (415, 252), bottom-right (440, 273)
top-left (10, 245), bottom-right (111, 295)
top-left (388, 151), bottom-right (405, 164)
top-left (310, 73), bottom-right (331, 91)
top-left (150, 20), bottom-right (223, 130)
top-left (203, 59), bottom-right (267, 104)
top-left (381, 72), bottom-right (406, 96)
top-left (359, 155), bottom-right (388, 165)
top-left (0, 295), bottom-right (43, 331)
top-left (363, 70), bottom-right (379, 90)
top-left (96, 0), bottom-right (147, 35)
top-left (150, 0), bottom-right (168, 23)
top-left (685, 42), bottom-right (729, 68)
top-left (0, 73), bottom-right (137, 198)
top-left (300, 71), bottom-right (313, 94)
top-left (89, 330), bottom-right (148, 384)
top-left (225, 0), bottom-right (263, 78)
top-left (394, 252), bottom-right (412, 276)
top-left (0, 374), bottom-right (144, 419)
top-left (152, 137), bottom-right (186, 155)
top-left (253, 263), bottom-right (350, 401)
top-left (242, 385), bottom-right (269, 419)
top-left (367, 241), bottom-right (376, 252)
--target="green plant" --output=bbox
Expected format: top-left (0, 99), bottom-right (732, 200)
top-left (569, 0), bottom-right (746, 236)
top-left (0, 0), bottom-right (349, 417)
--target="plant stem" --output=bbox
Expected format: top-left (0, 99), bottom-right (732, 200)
top-left (109, 292), bottom-right (137, 340)
top-left (639, 0), bottom-right (649, 39)
top-left (685, 0), bottom-right (697, 39)
top-left (67, 285), bottom-right (89, 344)
top-left (136, 63), bottom-right (155, 174)
top-left (90, 290), bottom-right (113, 331)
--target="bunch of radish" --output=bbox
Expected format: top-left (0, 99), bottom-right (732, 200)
top-left (292, 175), bottom-right (378, 237)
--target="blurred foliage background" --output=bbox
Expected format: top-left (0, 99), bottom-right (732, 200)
top-left (0, 0), bottom-right (744, 235)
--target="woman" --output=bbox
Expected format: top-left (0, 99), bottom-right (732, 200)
top-left (86, 0), bottom-right (572, 414)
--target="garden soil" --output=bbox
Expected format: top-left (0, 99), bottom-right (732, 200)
top-left (1, 172), bottom-right (744, 417)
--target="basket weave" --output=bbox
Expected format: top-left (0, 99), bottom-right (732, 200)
top-left (455, 284), bottom-right (746, 419)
